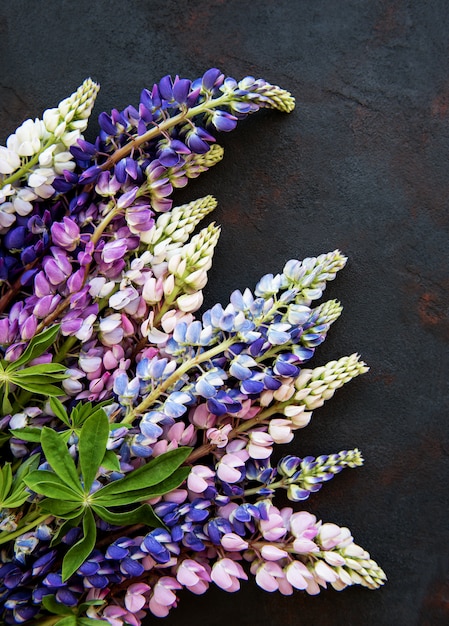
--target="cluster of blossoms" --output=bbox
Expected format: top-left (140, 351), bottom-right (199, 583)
top-left (0, 69), bottom-right (385, 625)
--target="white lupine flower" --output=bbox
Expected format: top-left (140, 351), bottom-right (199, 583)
top-left (6, 118), bottom-right (44, 156)
top-left (0, 146), bottom-right (21, 174)
top-left (13, 190), bottom-right (35, 215)
top-left (176, 291), bottom-right (203, 312)
top-left (38, 145), bottom-right (57, 166)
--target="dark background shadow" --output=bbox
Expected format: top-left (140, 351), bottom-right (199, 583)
top-left (1, 1), bottom-right (448, 624)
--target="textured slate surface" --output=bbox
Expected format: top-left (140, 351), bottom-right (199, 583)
top-left (1, 1), bottom-right (448, 624)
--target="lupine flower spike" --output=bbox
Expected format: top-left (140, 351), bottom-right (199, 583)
top-left (0, 69), bottom-right (385, 626)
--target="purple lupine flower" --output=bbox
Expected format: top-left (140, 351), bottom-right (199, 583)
top-left (51, 217), bottom-right (80, 251)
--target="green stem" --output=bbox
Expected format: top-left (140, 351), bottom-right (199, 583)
top-left (0, 512), bottom-right (51, 546)
top-left (243, 479), bottom-right (286, 497)
top-left (100, 93), bottom-right (231, 170)
top-left (121, 337), bottom-right (236, 424)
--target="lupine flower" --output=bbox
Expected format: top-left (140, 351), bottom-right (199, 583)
top-left (0, 70), bottom-right (386, 626)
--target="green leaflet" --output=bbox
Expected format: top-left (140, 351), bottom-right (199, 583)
top-left (62, 507), bottom-right (96, 581)
top-left (78, 409), bottom-right (110, 492)
top-left (92, 503), bottom-right (163, 527)
top-left (42, 595), bottom-right (72, 616)
top-left (0, 453), bottom-right (39, 509)
top-left (92, 466), bottom-right (190, 507)
top-left (100, 449), bottom-right (121, 472)
top-left (6, 325), bottom-right (61, 370)
top-left (49, 397), bottom-right (70, 426)
top-left (40, 499), bottom-right (83, 518)
top-left (24, 471), bottom-right (82, 501)
top-left (92, 447), bottom-right (192, 499)
top-left (10, 427), bottom-right (43, 442)
top-left (40, 427), bottom-right (83, 494)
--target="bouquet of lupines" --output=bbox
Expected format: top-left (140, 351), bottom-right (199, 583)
top-left (0, 69), bottom-right (386, 625)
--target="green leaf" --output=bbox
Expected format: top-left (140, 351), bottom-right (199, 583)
top-left (42, 595), bottom-right (73, 616)
top-left (92, 503), bottom-right (163, 527)
top-left (93, 447), bottom-right (192, 498)
top-left (50, 397), bottom-right (70, 426)
top-left (78, 409), bottom-right (110, 492)
top-left (0, 463), bottom-right (12, 500)
top-left (71, 400), bottom-right (113, 428)
top-left (14, 363), bottom-right (67, 377)
top-left (6, 325), bottom-right (61, 370)
top-left (40, 427), bottom-right (82, 494)
top-left (10, 427), bottom-right (42, 442)
top-left (2, 390), bottom-right (13, 415)
top-left (40, 499), bottom-right (82, 518)
top-left (62, 508), bottom-right (96, 581)
top-left (50, 514), bottom-right (83, 546)
top-left (10, 380), bottom-right (64, 396)
top-left (93, 466), bottom-right (190, 506)
top-left (14, 452), bottom-right (40, 480)
top-left (76, 618), bottom-right (101, 626)
top-left (24, 470), bottom-right (82, 501)
top-left (100, 449), bottom-right (121, 472)
top-left (51, 616), bottom-right (77, 626)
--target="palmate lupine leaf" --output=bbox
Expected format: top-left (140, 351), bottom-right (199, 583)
top-left (23, 409), bottom-right (192, 580)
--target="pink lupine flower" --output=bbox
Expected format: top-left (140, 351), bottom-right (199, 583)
top-left (221, 533), bottom-right (249, 552)
top-left (210, 558), bottom-right (248, 592)
top-left (318, 523), bottom-right (353, 550)
top-left (284, 560), bottom-right (313, 590)
top-left (261, 544), bottom-right (289, 561)
top-left (187, 465), bottom-right (215, 493)
top-left (124, 582), bottom-right (151, 612)
top-left (248, 430), bottom-right (273, 459)
top-left (232, 398), bottom-right (260, 420)
top-left (103, 345), bottom-right (126, 370)
top-left (148, 576), bottom-right (182, 617)
top-left (259, 505), bottom-right (288, 541)
top-left (290, 517), bottom-right (320, 555)
top-left (102, 605), bottom-right (144, 626)
top-left (254, 561), bottom-right (285, 592)
top-left (190, 403), bottom-right (217, 429)
top-left (176, 559), bottom-right (211, 594)
top-left (216, 453), bottom-right (245, 483)
top-left (206, 424), bottom-right (232, 448)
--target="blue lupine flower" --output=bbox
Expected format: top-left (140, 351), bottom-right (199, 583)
top-left (113, 373), bottom-right (140, 406)
top-left (229, 354), bottom-right (257, 380)
top-left (206, 517), bottom-right (233, 544)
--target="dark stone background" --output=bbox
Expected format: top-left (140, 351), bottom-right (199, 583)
top-left (1, 1), bottom-right (448, 624)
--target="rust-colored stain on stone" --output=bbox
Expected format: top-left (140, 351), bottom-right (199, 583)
top-left (431, 84), bottom-right (449, 118)
top-left (416, 287), bottom-right (449, 340)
